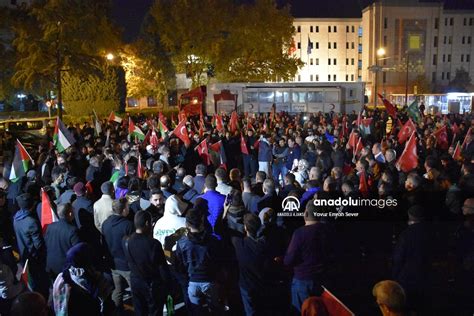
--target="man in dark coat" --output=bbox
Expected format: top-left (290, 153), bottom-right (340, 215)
top-left (13, 193), bottom-right (49, 298)
top-left (193, 164), bottom-right (207, 194)
top-left (71, 182), bottom-right (93, 228)
top-left (102, 198), bottom-right (134, 312)
top-left (257, 179), bottom-right (282, 213)
top-left (392, 205), bottom-right (433, 315)
top-left (44, 203), bottom-right (81, 278)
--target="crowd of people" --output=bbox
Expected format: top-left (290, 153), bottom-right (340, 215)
top-left (0, 105), bottom-right (474, 316)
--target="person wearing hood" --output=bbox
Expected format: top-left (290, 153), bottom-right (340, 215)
top-left (13, 193), bottom-right (49, 298)
top-left (153, 194), bottom-right (187, 246)
top-left (44, 203), bottom-right (81, 278)
top-left (102, 198), bottom-right (134, 313)
top-left (52, 242), bottom-right (114, 316)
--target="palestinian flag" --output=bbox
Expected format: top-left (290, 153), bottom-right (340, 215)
top-left (110, 170), bottom-right (120, 187)
top-left (21, 259), bottom-right (34, 292)
top-left (129, 118), bottom-right (145, 141)
top-left (41, 188), bottom-right (58, 234)
top-left (53, 117), bottom-right (76, 153)
top-left (108, 111), bottom-right (123, 124)
top-left (158, 119), bottom-right (168, 138)
top-left (9, 139), bottom-right (34, 182)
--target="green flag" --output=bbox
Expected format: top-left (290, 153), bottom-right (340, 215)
top-left (407, 100), bottom-right (421, 123)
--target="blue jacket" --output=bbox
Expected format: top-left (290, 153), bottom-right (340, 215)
top-left (13, 209), bottom-right (45, 263)
top-left (44, 219), bottom-right (81, 275)
top-left (193, 175), bottom-right (206, 194)
top-left (258, 139), bottom-right (272, 162)
top-left (175, 230), bottom-right (221, 282)
top-left (200, 190), bottom-right (225, 231)
top-left (102, 215), bottom-right (134, 271)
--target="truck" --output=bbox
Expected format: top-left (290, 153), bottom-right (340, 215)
top-left (178, 82), bottom-right (367, 115)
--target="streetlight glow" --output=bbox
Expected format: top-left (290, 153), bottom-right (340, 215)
top-left (377, 47), bottom-right (386, 57)
top-left (106, 53), bottom-right (114, 61)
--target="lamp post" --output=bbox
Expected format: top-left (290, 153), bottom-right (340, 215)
top-left (404, 52), bottom-right (410, 106)
top-left (371, 47), bottom-right (386, 107)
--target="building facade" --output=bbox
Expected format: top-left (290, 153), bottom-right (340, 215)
top-left (291, 0), bottom-right (474, 106)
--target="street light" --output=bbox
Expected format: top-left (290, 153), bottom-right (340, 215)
top-left (106, 53), bottom-right (114, 61)
top-left (372, 47), bottom-right (386, 107)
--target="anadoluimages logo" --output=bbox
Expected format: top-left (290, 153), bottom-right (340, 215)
top-left (279, 196), bottom-right (303, 217)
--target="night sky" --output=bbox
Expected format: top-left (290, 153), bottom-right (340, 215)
top-left (112, 0), bottom-right (474, 42)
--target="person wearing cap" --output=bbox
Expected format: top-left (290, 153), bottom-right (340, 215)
top-left (44, 203), bottom-right (81, 278)
top-left (284, 201), bottom-right (333, 313)
top-left (13, 193), bottom-right (49, 298)
top-left (71, 182), bottom-right (93, 228)
top-left (392, 205), bottom-right (433, 314)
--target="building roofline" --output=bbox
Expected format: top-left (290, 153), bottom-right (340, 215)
top-left (294, 18), bottom-right (362, 22)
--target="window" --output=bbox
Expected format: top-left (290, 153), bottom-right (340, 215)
top-left (333, 26), bottom-right (337, 32)
top-left (384, 18), bottom-right (388, 29)
top-left (328, 42), bottom-right (331, 49)
top-left (358, 60), bottom-right (362, 69)
top-left (358, 43), bottom-right (362, 53)
top-left (328, 58), bottom-right (331, 65)
top-left (328, 74), bottom-right (331, 81)
top-left (316, 26), bottom-right (319, 32)
top-left (448, 54), bottom-right (451, 62)
top-left (442, 72), bottom-right (445, 80)
top-left (316, 75), bottom-right (319, 81)
top-left (470, 18), bottom-right (473, 26)
top-left (464, 18), bottom-right (467, 26)
top-left (352, 26), bottom-right (355, 32)
top-left (432, 72), bottom-right (436, 82)
top-left (316, 58), bottom-right (319, 65)
top-left (310, 58), bottom-right (313, 65)
top-left (316, 42), bottom-right (319, 49)
top-left (297, 42), bottom-right (301, 49)
top-left (351, 74), bottom-right (354, 81)
top-left (450, 17), bottom-right (454, 26)
top-left (445, 18), bottom-right (448, 26)
top-left (333, 74), bottom-right (337, 81)
top-left (462, 36), bottom-right (465, 44)
top-left (346, 74), bottom-right (349, 81)
top-left (310, 75), bottom-right (313, 81)
top-left (346, 42), bottom-right (349, 49)
top-left (433, 54), bottom-right (437, 65)
top-left (346, 58), bottom-right (349, 65)
top-left (383, 36), bottom-right (387, 46)
top-left (351, 42), bottom-right (355, 49)
top-left (310, 26), bottom-right (313, 32)
top-left (447, 72), bottom-right (451, 80)
top-left (469, 36), bottom-right (472, 44)
top-left (443, 54), bottom-right (446, 62)
top-left (467, 54), bottom-right (471, 62)
top-left (358, 26), bottom-right (363, 36)
top-left (434, 36), bottom-right (438, 47)
top-left (449, 36), bottom-right (452, 44)
top-left (461, 54), bottom-right (464, 62)
top-left (334, 42), bottom-right (337, 49)
top-left (435, 18), bottom-right (439, 29)
top-left (383, 72), bottom-right (386, 83)
top-left (346, 25), bottom-right (349, 33)
top-left (297, 26), bottom-right (301, 33)
top-left (443, 36), bottom-right (447, 44)
top-left (328, 26), bottom-right (331, 32)
top-left (351, 58), bottom-right (355, 65)
top-left (333, 58), bottom-right (337, 65)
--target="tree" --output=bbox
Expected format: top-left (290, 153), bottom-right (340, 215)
top-left (11, 0), bottom-right (121, 118)
top-left (148, 0), bottom-right (302, 86)
top-left (410, 75), bottom-right (431, 94)
top-left (448, 68), bottom-right (472, 92)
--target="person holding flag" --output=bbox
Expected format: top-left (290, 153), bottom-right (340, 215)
top-left (241, 129), bottom-right (258, 178)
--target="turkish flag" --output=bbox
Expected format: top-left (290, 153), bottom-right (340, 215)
top-left (396, 132), bottom-right (418, 173)
top-left (348, 130), bottom-right (358, 148)
top-left (453, 141), bottom-right (462, 160)
top-left (433, 125), bottom-right (448, 150)
top-left (398, 119), bottom-right (416, 144)
top-left (230, 111), bottom-right (239, 133)
top-left (359, 170), bottom-right (369, 197)
top-left (216, 114), bottom-right (224, 133)
top-left (320, 287), bottom-right (355, 316)
top-left (195, 139), bottom-right (210, 165)
top-left (240, 133), bottom-right (249, 155)
top-left (173, 120), bottom-right (191, 146)
top-left (378, 94), bottom-right (397, 119)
